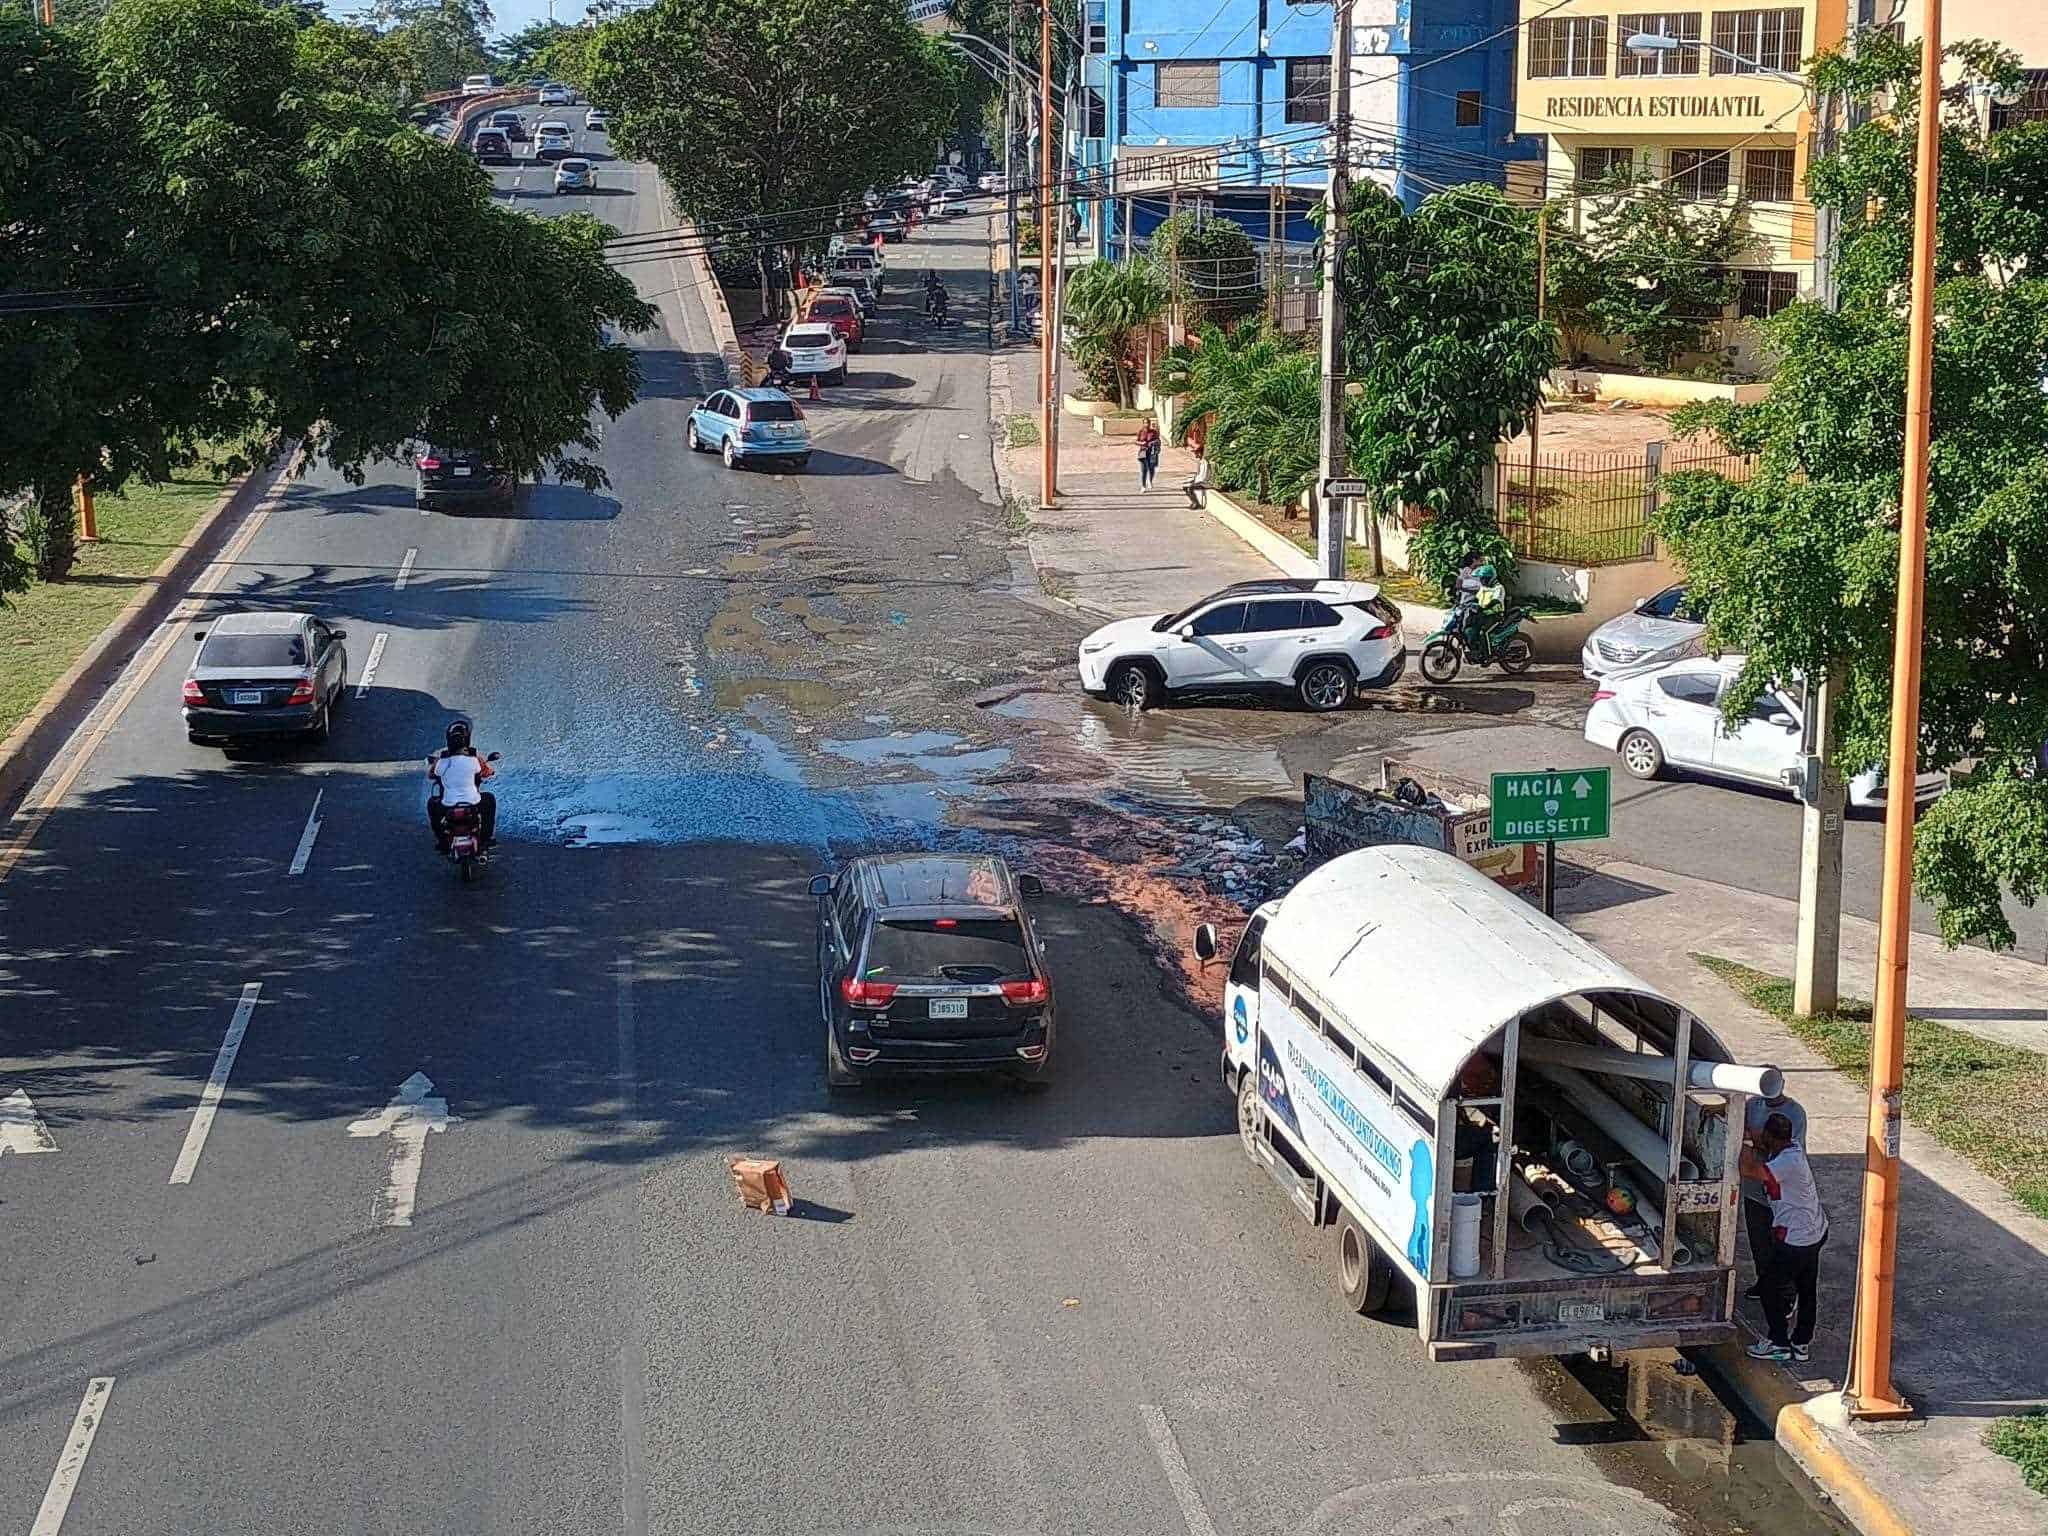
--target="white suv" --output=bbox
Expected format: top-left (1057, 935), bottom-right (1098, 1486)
top-left (1076, 579), bottom-right (1406, 712)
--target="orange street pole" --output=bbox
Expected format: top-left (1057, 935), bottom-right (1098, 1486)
top-left (1846, 0), bottom-right (1941, 1425)
top-left (1038, 0), bottom-right (1056, 507)
top-left (41, 0), bottom-right (54, 23)
top-left (76, 476), bottom-right (98, 542)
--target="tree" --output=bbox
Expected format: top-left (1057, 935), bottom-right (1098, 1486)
top-left (1578, 172), bottom-right (1751, 373)
top-left (530, 23), bottom-right (594, 94)
top-left (1656, 33), bottom-right (2048, 949)
top-left (1161, 323), bottom-right (1319, 508)
top-left (0, 0), bottom-right (652, 590)
top-left (495, 17), bottom-right (565, 78)
top-left (1150, 210), bottom-right (1262, 328)
top-left (374, 0), bottom-right (493, 94)
top-left (1335, 183), bottom-right (1554, 593)
top-left (296, 18), bottom-right (422, 107)
top-left (590, 0), bottom-right (960, 314)
top-left (1061, 259), bottom-right (1166, 408)
top-left (1542, 218), bottom-right (1606, 365)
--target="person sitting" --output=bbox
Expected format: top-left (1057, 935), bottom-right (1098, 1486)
top-left (427, 718), bottom-right (496, 852)
top-left (1453, 562), bottom-right (1505, 652)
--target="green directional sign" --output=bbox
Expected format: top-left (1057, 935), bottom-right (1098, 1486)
top-left (1490, 768), bottom-right (1612, 845)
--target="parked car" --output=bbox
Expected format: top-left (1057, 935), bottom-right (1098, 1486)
top-left (931, 188), bottom-right (966, 217)
top-left (182, 612), bottom-right (349, 747)
top-left (811, 853), bottom-right (1053, 1089)
top-left (553, 157), bottom-right (596, 193)
top-left (583, 108), bottom-right (609, 132)
top-left (1585, 655), bottom-right (1949, 809)
top-left (416, 447), bottom-right (515, 512)
top-left (867, 208), bottom-right (907, 242)
top-left (686, 387), bottom-right (811, 471)
top-left (1076, 578), bottom-right (1407, 712)
top-left (1582, 582), bottom-right (1707, 681)
top-left (978, 171), bottom-right (1003, 192)
top-left (537, 82), bottom-right (572, 105)
top-left (472, 129), bottom-right (514, 165)
top-left (828, 249), bottom-right (884, 290)
top-left (460, 74), bottom-right (496, 97)
top-left (779, 323), bottom-right (847, 384)
top-left (803, 291), bottom-right (866, 347)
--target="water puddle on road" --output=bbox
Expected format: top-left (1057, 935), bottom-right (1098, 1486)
top-left (983, 686), bottom-right (1295, 808)
top-left (822, 731), bottom-right (1012, 779)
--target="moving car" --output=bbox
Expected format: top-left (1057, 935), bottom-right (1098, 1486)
top-left (686, 387), bottom-right (811, 471)
top-left (779, 323), bottom-right (848, 384)
top-left (1585, 654), bottom-right (1949, 809)
top-left (931, 188), bottom-right (966, 217)
top-left (811, 853), bottom-right (1053, 1089)
top-left (802, 291), bottom-right (866, 347)
top-left (534, 120), bottom-right (573, 159)
top-left (460, 74), bottom-right (496, 97)
top-left (828, 249), bottom-right (883, 291)
top-left (472, 129), bottom-right (514, 165)
top-left (867, 208), bottom-right (907, 242)
top-left (1077, 578), bottom-right (1407, 712)
top-left (553, 157), bottom-right (596, 193)
top-left (182, 612), bottom-right (349, 747)
top-left (583, 108), bottom-right (608, 131)
top-left (1581, 582), bottom-right (1706, 680)
top-left (978, 171), bottom-right (1003, 192)
top-left (488, 110), bottom-right (529, 143)
top-left (537, 82), bottom-right (572, 105)
top-left (415, 447), bottom-right (516, 512)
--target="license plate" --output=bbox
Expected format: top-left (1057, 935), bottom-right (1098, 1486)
top-left (1558, 1301), bottom-right (1605, 1323)
top-left (233, 690), bottom-right (264, 705)
top-left (452, 466), bottom-right (472, 477)
top-left (928, 998), bottom-right (969, 1020)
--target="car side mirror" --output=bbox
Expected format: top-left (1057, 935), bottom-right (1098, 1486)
top-left (1193, 923), bottom-right (1219, 963)
top-left (1177, 625), bottom-right (1195, 640)
top-left (1016, 872), bottom-right (1044, 896)
top-left (192, 630), bottom-right (207, 641)
top-left (331, 628), bottom-right (348, 640)
top-left (807, 873), bottom-right (835, 897)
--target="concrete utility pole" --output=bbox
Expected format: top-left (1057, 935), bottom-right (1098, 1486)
top-left (1847, 0), bottom-right (1941, 1426)
top-left (1038, 0), bottom-right (1056, 507)
top-left (1315, 0), bottom-right (1355, 579)
top-left (1006, 0), bottom-right (1021, 338)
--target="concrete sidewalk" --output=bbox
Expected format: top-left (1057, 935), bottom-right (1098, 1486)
top-left (1561, 860), bottom-right (2048, 1536)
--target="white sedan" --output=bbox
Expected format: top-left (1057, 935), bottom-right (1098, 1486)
top-left (1585, 655), bottom-right (1948, 809)
top-left (778, 323), bottom-right (847, 384)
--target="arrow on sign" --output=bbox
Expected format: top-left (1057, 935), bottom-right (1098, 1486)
top-left (1572, 775), bottom-right (1594, 799)
top-left (346, 1072), bottom-right (460, 1227)
top-left (1, 1088), bottom-right (57, 1156)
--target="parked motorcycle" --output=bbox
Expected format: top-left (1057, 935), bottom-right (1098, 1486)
top-left (1418, 605), bottom-right (1536, 683)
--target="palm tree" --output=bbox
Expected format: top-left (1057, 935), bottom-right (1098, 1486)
top-left (1061, 259), bottom-right (1167, 409)
top-left (1161, 323), bottom-right (1318, 507)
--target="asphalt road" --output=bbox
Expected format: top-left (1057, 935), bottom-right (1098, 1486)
top-left (2, 126), bottom-right (1847, 1536)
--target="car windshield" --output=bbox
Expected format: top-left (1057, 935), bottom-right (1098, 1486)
top-left (1640, 585), bottom-right (1704, 622)
top-left (863, 918), bottom-right (1030, 982)
top-left (200, 632), bottom-right (304, 668)
top-left (746, 399), bottom-right (800, 422)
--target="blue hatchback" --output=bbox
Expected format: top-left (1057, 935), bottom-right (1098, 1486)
top-left (687, 387), bottom-right (812, 471)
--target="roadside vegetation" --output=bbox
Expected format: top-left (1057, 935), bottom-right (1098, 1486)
top-left (1987, 1411), bottom-right (2048, 1498)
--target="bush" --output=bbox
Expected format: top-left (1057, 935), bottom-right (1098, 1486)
top-left (1988, 1411), bottom-right (2048, 1496)
top-left (1150, 211), bottom-right (1262, 327)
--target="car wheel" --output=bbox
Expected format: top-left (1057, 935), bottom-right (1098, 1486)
top-left (829, 367), bottom-right (846, 385)
top-left (825, 1024), bottom-right (859, 1091)
top-left (1498, 635), bottom-right (1535, 674)
top-left (1236, 1070), bottom-right (1263, 1166)
top-left (416, 496), bottom-right (434, 512)
top-left (1419, 639), bottom-right (1463, 684)
top-left (1619, 728), bottom-right (1665, 781)
top-left (1337, 1206), bottom-right (1395, 1315)
top-left (1107, 661), bottom-right (1156, 711)
top-left (1298, 660), bottom-right (1354, 713)
top-left (721, 437), bottom-right (737, 470)
top-left (686, 420), bottom-right (703, 452)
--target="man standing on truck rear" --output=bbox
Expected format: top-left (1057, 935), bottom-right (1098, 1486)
top-left (1739, 1082), bottom-right (1806, 1303)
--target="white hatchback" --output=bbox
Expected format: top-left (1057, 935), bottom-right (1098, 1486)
top-left (779, 323), bottom-right (847, 384)
top-left (1076, 578), bottom-right (1406, 712)
top-left (1585, 655), bottom-right (1948, 809)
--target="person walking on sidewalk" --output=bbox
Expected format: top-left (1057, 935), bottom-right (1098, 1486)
top-left (1740, 1084), bottom-right (1807, 1302)
top-left (1742, 1112), bottom-right (1829, 1363)
top-left (1134, 419), bottom-right (1161, 490)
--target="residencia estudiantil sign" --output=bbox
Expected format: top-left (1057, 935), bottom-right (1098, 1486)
top-left (1544, 93), bottom-right (1768, 120)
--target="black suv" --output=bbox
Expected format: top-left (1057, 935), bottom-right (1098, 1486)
top-left (811, 854), bottom-right (1053, 1090)
top-left (415, 447), bottom-right (514, 512)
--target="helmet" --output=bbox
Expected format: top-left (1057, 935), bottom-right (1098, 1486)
top-left (1476, 564), bottom-right (1498, 583)
top-left (445, 718), bottom-right (473, 753)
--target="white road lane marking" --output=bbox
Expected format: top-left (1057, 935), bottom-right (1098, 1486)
top-left (394, 547), bottom-right (418, 590)
top-left (29, 1377), bottom-right (114, 1536)
top-left (287, 788), bottom-right (325, 876)
top-left (354, 631), bottom-right (388, 699)
top-left (1139, 1405), bottom-right (1220, 1536)
top-left (1, 1087), bottom-right (59, 1155)
top-left (168, 983), bottom-right (262, 1185)
top-left (346, 1071), bottom-right (460, 1228)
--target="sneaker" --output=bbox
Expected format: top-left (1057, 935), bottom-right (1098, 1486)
top-left (1791, 1344), bottom-right (1812, 1363)
top-left (1747, 1340), bottom-right (1794, 1362)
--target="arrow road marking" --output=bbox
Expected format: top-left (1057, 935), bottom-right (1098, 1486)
top-left (347, 1071), bottom-right (461, 1228)
top-left (29, 1377), bottom-right (114, 1536)
top-left (169, 983), bottom-right (261, 1185)
top-left (394, 547), bottom-right (418, 590)
top-left (287, 788), bottom-right (324, 877)
top-left (354, 631), bottom-right (387, 699)
top-left (2, 1088), bottom-right (58, 1156)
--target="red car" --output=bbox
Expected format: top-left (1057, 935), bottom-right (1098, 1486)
top-left (804, 292), bottom-right (865, 351)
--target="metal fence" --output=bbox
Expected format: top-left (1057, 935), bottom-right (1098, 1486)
top-left (1490, 441), bottom-right (1755, 566)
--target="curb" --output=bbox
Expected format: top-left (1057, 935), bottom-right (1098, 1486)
top-left (1203, 488), bottom-right (1318, 578)
top-left (0, 446), bottom-right (295, 822)
top-left (653, 180), bottom-right (745, 390)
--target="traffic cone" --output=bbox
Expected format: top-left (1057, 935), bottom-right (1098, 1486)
top-left (809, 373), bottom-right (821, 401)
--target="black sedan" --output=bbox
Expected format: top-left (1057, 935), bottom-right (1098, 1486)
top-left (416, 448), bottom-right (515, 512)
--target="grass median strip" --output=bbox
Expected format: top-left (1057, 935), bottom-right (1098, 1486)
top-left (1, 473), bottom-right (230, 743)
top-left (1695, 954), bottom-right (2048, 1220)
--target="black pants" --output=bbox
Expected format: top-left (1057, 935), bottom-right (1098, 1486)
top-left (1744, 1197), bottom-right (1777, 1290)
top-left (1763, 1231), bottom-right (1825, 1348)
top-left (429, 793), bottom-right (495, 850)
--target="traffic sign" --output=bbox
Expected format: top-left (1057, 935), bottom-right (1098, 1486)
top-left (1324, 478), bottom-right (1369, 499)
top-left (1490, 769), bottom-right (1611, 845)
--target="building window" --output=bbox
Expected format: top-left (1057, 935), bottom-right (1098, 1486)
top-left (1084, 0), bottom-right (1106, 54)
top-left (1577, 146), bottom-right (1636, 187)
top-left (1738, 268), bottom-right (1799, 318)
top-left (1154, 60), bottom-right (1220, 109)
top-left (1991, 69), bottom-right (2048, 131)
top-left (1529, 16), bottom-right (1609, 78)
top-left (1455, 89), bottom-right (1483, 126)
top-left (1084, 87), bottom-right (1106, 140)
top-left (1616, 12), bottom-right (1702, 75)
top-left (1669, 147), bottom-right (1731, 200)
top-left (1711, 9), bottom-right (1803, 74)
top-left (1285, 56), bottom-right (1331, 124)
top-left (1743, 146), bottom-right (1795, 200)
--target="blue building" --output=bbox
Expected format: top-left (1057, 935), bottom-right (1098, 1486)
top-left (1075, 0), bottom-right (1541, 257)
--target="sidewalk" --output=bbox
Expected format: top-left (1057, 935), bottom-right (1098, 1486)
top-left (1561, 860), bottom-right (2048, 1536)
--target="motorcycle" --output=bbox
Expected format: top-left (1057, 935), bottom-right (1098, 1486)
top-left (431, 751), bottom-right (501, 884)
top-left (1418, 604), bottom-right (1536, 683)
top-left (921, 282), bottom-right (951, 329)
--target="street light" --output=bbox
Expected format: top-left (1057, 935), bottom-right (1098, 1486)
top-left (1623, 31), bottom-right (1804, 85)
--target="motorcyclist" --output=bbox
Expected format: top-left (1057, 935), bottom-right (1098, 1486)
top-left (1451, 560), bottom-right (1505, 653)
top-left (427, 718), bottom-right (496, 853)
top-left (922, 271), bottom-right (949, 323)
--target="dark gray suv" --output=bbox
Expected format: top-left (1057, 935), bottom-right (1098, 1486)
top-left (810, 853), bottom-right (1053, 1090)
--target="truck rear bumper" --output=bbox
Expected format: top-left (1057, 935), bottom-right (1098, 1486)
top-left (1428, 1319), bottom-right (1735, 1361)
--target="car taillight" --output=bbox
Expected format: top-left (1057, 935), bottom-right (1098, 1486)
top-left (181, 678), bottom-right (205, 704)
top-left (1362, 623), bottom-right (1395, 641)
top-left (285, 674), bottom-right (317, 705)
top-left (1592, 689), bottom-right (1616, 702)
top-left (419, 457), bottom-right (442, 471)
top-left (840, 977), bottom-right (897, 1008)
top-left (1000, 978), bottom-right (1048, 1006)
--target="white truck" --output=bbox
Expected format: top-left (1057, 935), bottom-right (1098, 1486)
top-left (1198, 844), bottom-right (1770, 1361)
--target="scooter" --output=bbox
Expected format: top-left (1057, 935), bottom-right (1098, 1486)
top-left (1418, 605), bottom-right (1536, 683)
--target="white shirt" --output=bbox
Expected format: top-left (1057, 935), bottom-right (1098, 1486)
top-left (434, 752), bottom-right (485, 806)
top-left (1761, 1143), bottom-right (1828, 1246)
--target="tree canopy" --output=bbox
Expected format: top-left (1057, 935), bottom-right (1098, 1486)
top-left (1657, 33), bottom-right (2048, 949)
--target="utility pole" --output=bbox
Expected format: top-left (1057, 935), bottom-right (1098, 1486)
top-left (1846, 0), bottom-right (1941, 1426)
top-left (1006, 0), bottom-right (1021, 338)
top-left (1050, 53), bottom-right (1072, 502)
top-left (1038, 0), bottom-right (1056, 507)
top-left (38, 0), bottom-right (92, 542)
top-left (1315, 0), bottom-right (1356, 579)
